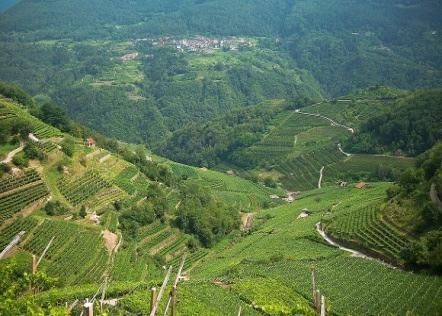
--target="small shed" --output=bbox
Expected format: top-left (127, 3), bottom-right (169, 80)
top-left (226, 170), bottom-right (235, 176)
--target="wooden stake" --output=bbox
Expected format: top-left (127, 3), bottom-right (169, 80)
top-left (0, 231), bottom-right (25, 260)
top-left (237, 305), bottom-right (242, 316)
top-left (311, 268), bottom-right (317, 308)
top-left (150, 287), bottom-right (157, 313)
top-left (320, 295), bottom-right (326, 316)
top-left (149, 266), bottom-right (172, 316)
top-left (315, 290), bottom-right (321, 312)
top-left (100, 276), bottom-right (108, 311)
top-left (37, 236), bottom-right (54, 267)
top-left (171, 286), bottom-right (177, 316)
top-left (162, 255), bottom-right (187, 316)
top-left (32, 255), bottom-right (37, 275)
top-left (68, 299), bottom-right (79, 312)
top-left (83, 299), bottom-right (94, 316)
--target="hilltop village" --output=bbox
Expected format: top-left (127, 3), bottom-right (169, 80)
top-left (136, 35), bottom-right (256, 53)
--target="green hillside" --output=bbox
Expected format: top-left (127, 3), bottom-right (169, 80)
top-left (0, 0), bottom-right (442, 313)
top-left (0, 1), bottom-right (441, 147)
top-left (162, 87), bottom-right (424, 191)
top-left (0, 88), bottom-right (441, 315)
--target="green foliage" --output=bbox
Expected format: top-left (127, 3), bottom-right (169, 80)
top-left (0, 81), bottom-right (33, 107)
top-left (345, 90), bottom-right (442, 155)
top-left (44, 201), bottom-right (70, 216)
top-left (32, 101), bottom-right (72, 133)
top-left (11, 153), bottom-right (28, 167)
top-left (60, 137), bottom-right (75, 157)
top-left (384, 142), bottom-right (442, 273)
top-left (0, 259), bottom-right (67, 316)
top-left (23, 142), bottom-right (47, 161)
top-left (176, 182), bottom-right (239, 247)
top-left (161, 105), bottom-right (279, 167)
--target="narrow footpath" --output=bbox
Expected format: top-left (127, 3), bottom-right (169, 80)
top-left (295, 110), bottom-right (354, 133)
top-left (1, 142), bottom-right (24, 163)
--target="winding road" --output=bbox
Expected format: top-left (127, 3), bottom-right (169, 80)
top-left (295, 110), bottom-right (354, 134)
top-left (318, 166), bottom-right (324, 189)
top-left (337, 143), bottom-right (352, 157)
top-left (315, 222), bottom-right (396, 269)
top-left (1, 142), bottom-right (24, 164)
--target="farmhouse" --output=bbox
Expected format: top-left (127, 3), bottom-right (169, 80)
top-left (85, 137), bottom-right (96, 147)
top-left (284, 191), bottom-right (296, 203)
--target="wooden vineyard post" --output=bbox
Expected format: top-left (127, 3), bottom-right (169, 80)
top-left (320, 295), bottom-right (326, 316)
top-left (237, 305), bottom-right (242, 316)
top-left (100, 276), bottom-right (108, 311)
top-left (83, 299), bottom-right (94, 316)
top-left (32, 255), bottom-right (37, 275)
top-left (311, 268), bottom-right (317, 308)
top-left (150, 287), bottom-right (157, 313)
top-left (162, 255), bottom-right (186, 316)
top-left (171, 286), bottom-right (177, 316)
top-left (37, 236), bottom-right (55, 267)
top-left (149, 266), bottom-right (172, 316)
top-left (0, 231), bottom-right (25, 260)
top-left (315, 290), bottom-right (321, 313)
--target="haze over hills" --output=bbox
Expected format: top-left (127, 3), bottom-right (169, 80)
top-left (0, 1), bottom-right (442, 315)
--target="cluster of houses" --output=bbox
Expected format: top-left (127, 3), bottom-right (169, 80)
top-left (136, 35), bottom-right (256, 53)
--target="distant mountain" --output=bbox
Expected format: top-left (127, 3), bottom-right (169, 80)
top-left (0, 0), bottom-right (441, 151)
top-left (0, 0), bottom-right (20, 13)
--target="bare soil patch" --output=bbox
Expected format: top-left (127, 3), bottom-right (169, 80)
top-left (103, 230), bottom-right (118, 253)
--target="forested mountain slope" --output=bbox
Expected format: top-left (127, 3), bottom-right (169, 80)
top-left (0, 0), bottom-right (441, 147)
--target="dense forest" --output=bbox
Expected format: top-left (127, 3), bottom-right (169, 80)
top-left (0, 0), bottom-right (441, 148)
top-left (344, 90), bottom-right (442, 155)
top-left (385, 142), bottom-right (442, 272)
top-left (159, 104), bottom-right (280, 168)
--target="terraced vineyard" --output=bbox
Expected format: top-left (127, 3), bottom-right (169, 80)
top-left (114, 166), bottom-right (149, 195)
top-left (29, 119), bottom-right (62, 139)
top-left (0, 170), bottom-right (49, 222)
top-left (0, 106), bottom-right (16, 120)
top-left (277, 146), bottom-right (344, 190)
top-left (238, 255), bottom-right (442, 316)
top-left (0, 98), bottom-right (62, 139)
top-left (192, 168), bottom-right (283, 210)
top-left (327, 154), bottom-right (415, 181)
top-left (22, 219), bottom-right (109, 284)
top-left (86, 186), bottom-right (126, 210)
top-left (251, 112), bottom-right (327, 161)
top-left (57, 171), bottom-right (111, 206)
top-left (169, 162), bottom-right (198, 179)
top-left (0, 216), bottom-right (39, 249)
top-left (111, 243), bottom-right (159, 282)
top-left (325, 204), bottom-right (410, 261)
top-left (169, 248), bottom-right (208, 271)
top-left (190, 184), bottom-right (442, 316)
top-left (35, 141), bottom-right (57, 153)
top-left (0, 170), bottom-right (41, 194)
